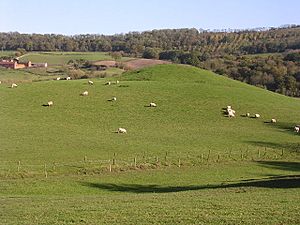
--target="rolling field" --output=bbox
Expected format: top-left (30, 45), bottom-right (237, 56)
top-left (19, 52), bottom-right (133, 65)
top-left (0, 64), bottom-right (299, 224)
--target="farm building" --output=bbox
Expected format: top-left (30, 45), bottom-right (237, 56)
top-left (0, 59), bottom-right (47, 69)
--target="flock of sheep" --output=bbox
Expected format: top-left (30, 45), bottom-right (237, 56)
top-left (42, 78), bottom-right (157, 134)
top-left (224, 105), bottom-right (299, 133)
top-left (4, 79), bottom-right (299, 134)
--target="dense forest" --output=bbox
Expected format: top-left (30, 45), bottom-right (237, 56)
top-left (1, 25), bottom-right (300, 96)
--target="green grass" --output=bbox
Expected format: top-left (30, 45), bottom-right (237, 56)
top-left (20, 52), bottom-right (133, 65)
top-left (0, 64), bottom-right (299, 224)
top-left (0, 50), bottom-right (15, 57)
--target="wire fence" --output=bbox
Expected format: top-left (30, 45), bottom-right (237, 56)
top-left (0, 146), bottom-right (298, 179)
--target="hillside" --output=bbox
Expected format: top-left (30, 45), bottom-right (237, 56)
top-left (0, 64), bottom-right (299, 224)
top-left (1, 64), bottom-right (299, 164)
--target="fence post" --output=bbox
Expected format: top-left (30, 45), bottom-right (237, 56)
top-left (17, 161), bottom-right (21, 172)
top-left (109, 161), bottom-right (112, 172)
top-left (178, 158), bottom-right (181, 168)
top-left (134, 157), bottom-right (137, 168)
top-left (113, 153), bottom-right (116, 165)
top-left (207, 150), bottom-right (211, 161)
top-left (44, 163), bottom-right (48, 178)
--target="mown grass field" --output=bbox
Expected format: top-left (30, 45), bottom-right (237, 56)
top-left (0, 64), bottom-right (299, 224)
top-left (19, 52), bottom-right (133, 65)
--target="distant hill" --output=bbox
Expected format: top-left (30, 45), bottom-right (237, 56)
top-left (1, 26), bottom-right (300, 96)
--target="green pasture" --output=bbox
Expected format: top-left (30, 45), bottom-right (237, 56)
top-left (0, 64), bottom-right (299, 224)
top-left (19, 52), bottom-right (132, 65)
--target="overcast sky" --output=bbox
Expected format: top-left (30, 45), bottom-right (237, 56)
top-left (0, 0), bottom-right (299, 35)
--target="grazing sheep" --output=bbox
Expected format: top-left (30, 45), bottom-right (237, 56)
top-left (117, 127), bottom-right (127, 134)
top-left (0, 81), bottom-right (2, 84)
top-left (81, 91), bottom-right (88, 96)
top-left (105, 81), bottom-right (111, 85)
top-left (112, 97), bottom-right (117, 101)
top-left (56, 77), bottom-right (61, 81)
top-left (246, 112), bottom-right (250, 117)
top-left (254, 114), bottom-right (260, 118)
top-left (47, 101), bottom-right (53, 107)
top-left (228, 109), bottom-right (235, 117)
top-left (88, 80), bottom-right (94, 85)
top-left (66, 77), bottom-right (71, 80)
top-left (11, 83), bottom-right (18, 88)
top-left (116, 80), bottom-right (119, 84)
top-left (271, 118), bottom-right (277, 123)
top-left (295, 125), bottom-right (300, 133)
top-left (149, 102), bottom-right (157, 107)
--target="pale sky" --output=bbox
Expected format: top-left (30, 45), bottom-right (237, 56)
top-left (0, 0), bottom-right (299, 35)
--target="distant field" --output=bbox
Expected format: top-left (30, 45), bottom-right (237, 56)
top-left (20, 52), bottom-right (133, 65)
top-left (0, 64), bottom-right (299, 224)
top-left (0, 51), bottom-right (15, 57)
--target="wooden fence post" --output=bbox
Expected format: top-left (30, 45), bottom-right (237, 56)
top-left (44, 163), bottom-right (48, 178)
top-left (207, 150), bottom-right (211, 161)
top-left (17, 161), bottom-right (21, 172)
top-left (113, 153), bottom-right (116, 165)
top-left (134, 157), bottom-right (137, 168)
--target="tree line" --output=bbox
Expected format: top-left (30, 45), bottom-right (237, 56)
top-left (0, 26), bottom-right (300, 96)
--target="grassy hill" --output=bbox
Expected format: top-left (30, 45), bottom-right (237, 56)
top-left (0, 64), bottom-right (299, 224)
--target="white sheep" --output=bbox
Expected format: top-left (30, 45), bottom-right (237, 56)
top-left (228, 109), bottom-right (235, 117)
top-left (117, 127), bottom-right (127, 134)
top-left (105, 81), bottom-right (111, 85)
top-left (271, 118), bottom-right (277, 123)
top-left (112, 97), bottom-right (117, 101)
top-left (254, 114), bottom-right (260, 118)
top-left (56, 77), bottom-right (61, 81)
top-left (149, 102), bottom-right (157, 107)
top-left (11, 83), bottom-right (18, 88)
top-left (116, 80), bottom-right (119, 84)
top-left (88, 80), bottom-right (94, 85)
top-left (227, 106), bottom-right (232, 110)
top-left (47, 101), bottom-right (53, 107)
top-left (81, 91), bottom-right (88, 96)
top-left (295, 125), bottom-right (300, 133)
top-left (66, 77), bottom-right (71, 80)
top-left (0, 81), bottom-right (2, 84)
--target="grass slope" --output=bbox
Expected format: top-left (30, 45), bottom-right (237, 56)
top-left (0, 64), bottom-right (299, 224)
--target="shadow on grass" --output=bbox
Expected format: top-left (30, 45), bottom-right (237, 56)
top-left (264, 121), bottom-right (297, 134)
top-left (245, 140), bottom-right (300, 154)
top-left (81, 175), bottom-right (300, 193)
top-left (256, 161), bottom-right (300, 172)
